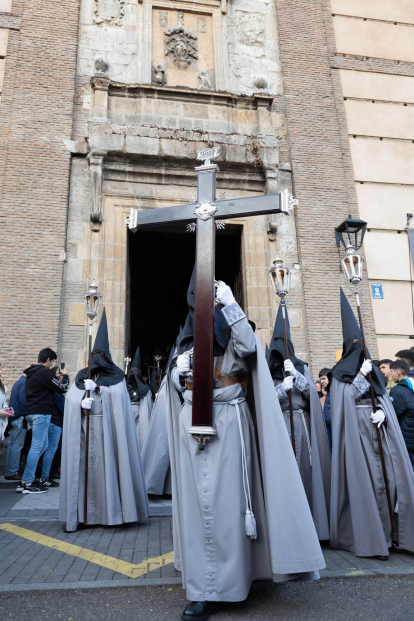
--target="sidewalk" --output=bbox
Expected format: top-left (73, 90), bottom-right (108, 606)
top-left (1, 478), bottom-right (414, 592)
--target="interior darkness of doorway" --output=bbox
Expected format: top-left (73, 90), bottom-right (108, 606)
top-left (127, 224), bottom-right (242, 377)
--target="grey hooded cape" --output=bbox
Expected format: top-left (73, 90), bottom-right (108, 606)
top-left (59, 380), bottom-right (150, 532)
top-left (330, 378), bottom-right (414, 556)
top-left (268, 305), bottom-right (331, 540)
top-left (132, 391), bottom-right (153, 450)
top-left (142, 373), bottom-right (179, 495)
top-left (166, 317), bottom-right (325, 603)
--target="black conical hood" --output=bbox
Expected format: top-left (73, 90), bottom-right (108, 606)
top-left (126, 346), bottom-right (150, 401)
top-left (130, 346), bottom-right (142, 373)
top-left (177, 265), bottom-right (231, 356)
top-left (93, 308), bottom-right (110, 353)
top-left (267, 303), bottom-right (305, 380)
top-left (265, 344), bottom-right (269, 361)
top-left (331, 289), bottom-right (385, 396)
top-left (75, 308), bottom-right (125, 388)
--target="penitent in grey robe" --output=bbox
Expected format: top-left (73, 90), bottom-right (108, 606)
top-left (274, 367), bottom-right (331, 540)
top-left (166, 303), bottom-right (325, 603)
top-left (132, 391), bottom-right (153, 451)
top-left (59, 380), bottom-right (150, 532)
top-left (330, 374), bottom-right (414, 557)
top-left (142, 374), bottom-right (179, 495)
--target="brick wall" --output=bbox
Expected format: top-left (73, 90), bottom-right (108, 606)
top-left (274, 0), bottom-right (378, 374)
top-left (0, 0), bottom-right (80, 387)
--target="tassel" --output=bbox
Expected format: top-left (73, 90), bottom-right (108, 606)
top-left (245, 509), bottom-right (257, 539)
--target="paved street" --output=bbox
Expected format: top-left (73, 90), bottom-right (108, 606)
top-left (1, 575), bottom-right (414, 621)
top-left (3, 476), bottom-right (414, 593)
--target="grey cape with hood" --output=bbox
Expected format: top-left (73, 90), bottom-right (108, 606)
top-left (166, 301), bottom-right (325, 603)
top-left (268, 305), bottom-right (331, 540)
top-left (59, 310), bottom-right (149, 531)
top-left (330, 290), bottom-right (414, 556)
top-left (142, 341), bottom-right (182, 495)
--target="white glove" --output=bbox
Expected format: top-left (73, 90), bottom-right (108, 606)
top-left (284, 359), bottom-right (297, 377)
top-left (84, 379), bottom-right (97, 392)
top-left (216, 281), bottom-right (236, 307)
top-left (282, 375), bottom-right (294, 392)
top-left (360, 359), bottom-right (372, 376)
top-left (177, 353), bottom-right (191, 375)
top-left (81, 397), bottom-right (93, 410)
top-left (370, 409), bottom-right (385, 427)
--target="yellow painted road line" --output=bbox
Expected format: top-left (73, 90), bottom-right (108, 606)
top-left (0, 523), bottom-right (174, 579)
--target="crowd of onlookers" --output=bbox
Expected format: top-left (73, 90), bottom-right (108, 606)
top-left (315, 348), bottom-right (414, 466)
top-left (0, 348), bottom-right (69, 494)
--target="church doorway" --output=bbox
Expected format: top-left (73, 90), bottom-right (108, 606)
top-left (126, 223), bottom-right (243, 378)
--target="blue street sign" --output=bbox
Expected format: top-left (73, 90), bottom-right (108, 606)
top-left (371, 283), bottom-right (383, 299)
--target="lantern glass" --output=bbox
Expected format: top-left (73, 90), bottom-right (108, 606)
top-left (269, 256), bottom-right (290, 298)
top-left (85, 281), bottom-right (101, 323)
top-left (341, 250), bottom-right (363, 286)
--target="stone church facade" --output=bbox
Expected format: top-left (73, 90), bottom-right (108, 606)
top-left (2, 0), bottom-right (412, 385)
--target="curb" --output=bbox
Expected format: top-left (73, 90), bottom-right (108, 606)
top-left (0, 577), bottom-right (183, 594)
top-left (2, 567), bottom-right (414, 594)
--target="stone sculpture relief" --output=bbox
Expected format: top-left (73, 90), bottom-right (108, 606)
top-left (159, 12), bottom-right (168, 28)
top-left (198, 69), bottom-right (213, 91)
top-left (152, 63), bottom-right (167, 86)
top-left (164, 26), bottom-right (198, 68)
top-left (177, 11), bottom-right (184, 26)
top-left (95, 58), bottom-right (109, 75)
top-left (236, 12), bottom-right (265, 47)
top-left (93, 0), bottom-right (125, 26)
top-left (197, 18), bottom-right (207, 33)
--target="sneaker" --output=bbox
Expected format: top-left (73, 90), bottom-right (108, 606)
top-left (16, 482), bottom-right (25, 492)
top-left (22, 483), bottom-right (48, 494)
top-left (50, 473), bottom-right (60, 480)
top-left (40, 478), bottom-right (59, 488)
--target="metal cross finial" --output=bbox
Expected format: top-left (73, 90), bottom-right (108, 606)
top-left (195, 146), bottom-right (220, 171)
top-left (280, 188), bottom-right (298, 214)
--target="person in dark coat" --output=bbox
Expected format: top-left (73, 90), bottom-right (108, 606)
top-left (4, 373), bottom-right (27, 480)
top-left (389, 360), bottom-right (414, 469)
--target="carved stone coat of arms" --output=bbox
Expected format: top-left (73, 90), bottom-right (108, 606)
top-left (164, 25), bottom-right (198, 68)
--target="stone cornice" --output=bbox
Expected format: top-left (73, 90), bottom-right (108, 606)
top-left (0, 13), bottom-right (21, 30)
top-left (91, 77), bottom-right (274, 110)
top-left (331, 53), bottom-right (414, 77)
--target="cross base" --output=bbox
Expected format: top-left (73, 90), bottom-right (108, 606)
top-left (188, 426), bottom-right (217, 450)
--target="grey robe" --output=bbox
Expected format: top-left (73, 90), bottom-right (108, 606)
top-left (274, 366), bottom-right (331, 540)
top-left (132, 391), bottom-right (153, 450)
top-left (166, 306), bottom-right (325, 603)
top-left (142, 374), bottom-right (179, 495)
top-left (330, 375), bottom-right (414, 557)
top-left (59, 380), bottom-right (150, 532)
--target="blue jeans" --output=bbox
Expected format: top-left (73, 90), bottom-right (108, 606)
top-left (22, 415), bottom-right (51, 483)
top-left (5, 417), bottom-right (26, 476)
top-left (326, 422), bottom-right (332, 451)
top-left (41, 423), bottom-right (62, 479)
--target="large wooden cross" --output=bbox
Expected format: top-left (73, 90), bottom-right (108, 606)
top-left (127, 147), bottom-right (297, 447)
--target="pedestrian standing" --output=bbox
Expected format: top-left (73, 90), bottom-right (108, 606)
top-left (379, 359), bottom-right (397, 391)
top-left (38, 366), bottom-right (67, 488)
top-left (17, 348), bottom-right (68, 494)
top-left (0, 363), bottom-right (14, 440)
top-left (389, 360), bottom-right (414, 470)
top-left (319, 368), bottom-right (331, 449)
top-left (4, 372), bottom-right (27, 480)
top-left (395, 350), bottom-right (414, 378)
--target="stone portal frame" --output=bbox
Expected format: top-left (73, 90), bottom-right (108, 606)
top-left (139, 0), bottom-right (230, 91)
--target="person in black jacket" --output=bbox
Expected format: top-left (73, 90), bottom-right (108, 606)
top-left (18, 348), bottom-right (68, 494)
top-left (38, 366), bottom-right (67, 488)
top-left (389, 359), bottom-right (414, 469)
